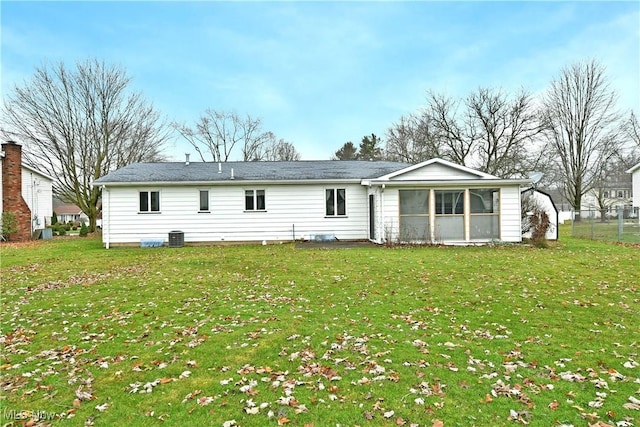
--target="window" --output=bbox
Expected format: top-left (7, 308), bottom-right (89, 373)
top-left (245, 189), bottom-right (266, 211)
top-left (470, 188), bottom-right (500, 240)
top-left (139, 191), bottom-right (160, 212)
top-left (399, 189), bottom-right (429, 241)
top-left (435, 190), bottom-right (464, 214)
top-left (199, 190), bottom-right (209, 212)
top-left (326, 188), bottom-right (346, 216)
top-left (434, 190), bottom-right (464, 240)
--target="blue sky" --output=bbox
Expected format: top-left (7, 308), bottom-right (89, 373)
top-left (2, 1), bottom-right (639, 161)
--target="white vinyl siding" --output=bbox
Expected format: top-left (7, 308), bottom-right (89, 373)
top-left (499, 186), bottom-right (522, 242)
top-left (22, 167), bottom-right (53, 229)
top-left (632, 168), bottom-right (640, 208)
top-left (391, 163), bottom-right (480, 180)
top-left (102, 183), bottom-right (370, 244)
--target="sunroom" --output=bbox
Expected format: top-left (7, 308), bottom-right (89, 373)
top-left (363, 158), bottom-right (528, 245)
top-left (396, 187), bottom-right (500, 243)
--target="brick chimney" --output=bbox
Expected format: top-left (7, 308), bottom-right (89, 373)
top-left (1, 141), bottom-right (32, 241)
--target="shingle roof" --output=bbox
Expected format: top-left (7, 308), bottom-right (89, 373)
top-left (54, 204), bottom-right (83, 215)
top-left (94, 160), bottom-right (412, 185)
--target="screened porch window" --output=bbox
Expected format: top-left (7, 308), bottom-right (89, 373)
top-left (399, 189), bottom-right (429, 241)
top-left (470, 188), bottom-right (499, 240)
top-left (434, 190), bottom-right (464, 240)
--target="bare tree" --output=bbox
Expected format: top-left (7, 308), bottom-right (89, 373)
top-left (264, 138), bottom-right (301, 161)
top-left (385, 113), bottom-right (442, 163)
top-left (625, 111), bottom-right (640, 149)
top-left (388, 88), bottom-right (541, 175)
top-left (541, 60), bottom-right (623, 219)
top-left (1, 59), bottom-right (167, 231)
top-left (173, 110), bottom-right (273, 162)
top-left (424, 91), bottom-right (474, 166)
top-left (466, 88), bottom-right (543, 177)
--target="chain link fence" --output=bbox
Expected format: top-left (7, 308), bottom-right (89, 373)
top-left (570, 208), bottom-right (640, 243)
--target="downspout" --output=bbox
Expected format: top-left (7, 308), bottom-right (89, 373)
top-left (464, 189), bottom-right (470, 242)
top-left (429, 189), bottom-right (435, 244)
top-left (380, 184), bottom-right (385, 244)
top-left (103, 186), bottom-right (110, 249)
top-left (30, 172), bottom-right (36, 235)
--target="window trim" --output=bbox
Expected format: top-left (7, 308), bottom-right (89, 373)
top-left (139, 190), bottom-right (161, 214)
top-left (468, 188), bottom-right (501, 241)
top-left (399, 189), bottom-right (430, 242)
top-left (325, 188), bottom-right (347, 217)
top-left (244, 189), bottom-right (266, 212)
top-left (199, 189), bottom-right (210, 213)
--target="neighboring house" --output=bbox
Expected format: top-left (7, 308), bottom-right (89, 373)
top-left (54, 204), bottom-right (89, 224)
top-left (627, 162), bottom-right (640, 221)
top-left (521, 188), bottom-right (559, 240)
top-left (1, 141), bottom-right (54, 240)
top-left (93, 158), bottom-right (530, 248)
top-left (587, 168), bottom-right (634, 218)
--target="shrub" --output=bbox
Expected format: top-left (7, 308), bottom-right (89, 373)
top-left (521, 193), bottom-right (552, 248)
top-left (52, 223), bottom-right (68, 235)
top-left (51, 212), bottom-right (58, 225)
top-left (1, 211), bottom-right (19, 240)
top-left (527, 208), bottom-right (551, 248)
top-left (79, 222), bottom-right (89, 237)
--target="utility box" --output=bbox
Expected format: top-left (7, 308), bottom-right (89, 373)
top-left (41, 228), bottom-right (53, 240)
top-left (168, 230), bottom-right (184, 248)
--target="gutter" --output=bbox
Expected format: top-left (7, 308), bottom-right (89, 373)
top-left (92, 178), bottom-right (366, 187)
top-left (362, 179), bottom-right (532, 187)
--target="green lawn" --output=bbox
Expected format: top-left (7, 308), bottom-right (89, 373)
top-left (1, 233), bottom-right (638, 427)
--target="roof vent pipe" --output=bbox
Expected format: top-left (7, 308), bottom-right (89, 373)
top-left (218, 162), bottom-right (222, 173)
top-left (230, 168), bottom-right (235, 180)
top-left (185, 153), bottom-right (190, 166)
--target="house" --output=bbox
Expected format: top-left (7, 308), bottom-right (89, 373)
top-left (54, 204), bottom-right (90, 224)
top-left (93, 158), bottom-right (530, 248)
top-left (521, 187), bottom-right (559, 240)
top-left (627, 161), bottom-right (640, 221)
top-left (587, 164), bottom-right (634, 219)
top-left (1, 141), bottom-right (54, 240)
